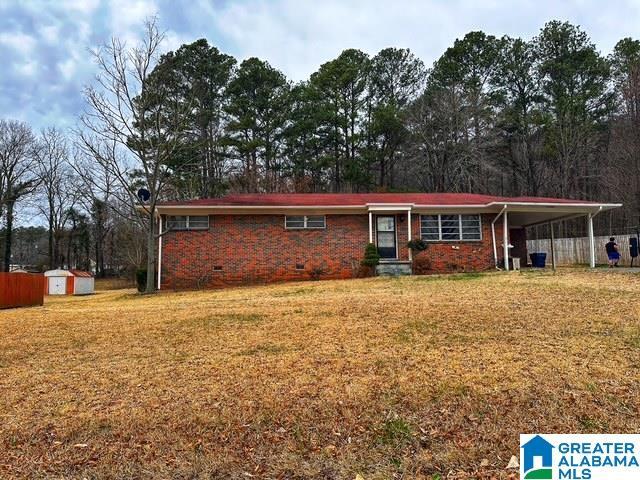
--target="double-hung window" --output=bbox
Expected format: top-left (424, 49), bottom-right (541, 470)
top-left (167, 215), bottom-right (209, 231)
top-left (285, 215), bottom-right (326, 229)
top-left (420, 214), bottom-right (481, 241)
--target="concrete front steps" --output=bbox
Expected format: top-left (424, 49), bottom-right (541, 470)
top-left (375, 261), bottom-right (412, 276)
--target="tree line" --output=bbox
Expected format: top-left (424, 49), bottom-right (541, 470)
top-left (1, 18), bottom-right (639, 288)
top-left (0, 123), bottom-right (144, 275)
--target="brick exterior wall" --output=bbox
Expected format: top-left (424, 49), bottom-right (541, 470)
top-left (161, 214), bottom-right (369, 290)
top-left (160, 213), bottom-right (505, 289)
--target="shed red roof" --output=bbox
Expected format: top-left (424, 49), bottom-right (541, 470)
top-left (158, 193), bottom-right (602, 207)
top-left (69, 269), bottom-right (93, 278)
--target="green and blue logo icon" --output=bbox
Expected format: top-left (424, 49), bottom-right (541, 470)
top-left (521, 435), bottom-right (554, 479)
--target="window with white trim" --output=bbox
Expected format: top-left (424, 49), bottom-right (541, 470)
top-left (167, 215), bottom-right (210, 231)
top-left (285, 215), bottom-right (326, 229)
top-left (420, 214), bottom-right (481, 241)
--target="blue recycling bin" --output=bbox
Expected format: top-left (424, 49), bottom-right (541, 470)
top-left (529, 252), bottom-right (547, 268)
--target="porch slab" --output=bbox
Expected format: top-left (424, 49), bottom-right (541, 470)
top-left (376, 262), bottom-right (412, 276)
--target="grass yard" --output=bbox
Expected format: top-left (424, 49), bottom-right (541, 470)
top-left (1, 270), bottom-right (640, 479)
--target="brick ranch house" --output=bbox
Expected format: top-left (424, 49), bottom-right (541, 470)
top-left (154, 193), bottom-right (620, 290)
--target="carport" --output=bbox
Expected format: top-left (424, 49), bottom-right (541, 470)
top-left (491, 200), bottom-right (622, 270)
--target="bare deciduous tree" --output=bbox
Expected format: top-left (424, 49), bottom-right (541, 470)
top-left (0, 120), bottom-right (40, 271)
top-left (79, 18), bottom-right (193, 292)
top-left (35, 127), bottom-right (78, 269)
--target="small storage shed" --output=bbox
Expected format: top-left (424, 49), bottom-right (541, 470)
top-left (44, 269), bottom-right (95, 295)
top-left (0, 272), bottom-right (44, 308)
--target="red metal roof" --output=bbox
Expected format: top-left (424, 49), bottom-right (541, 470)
top-left (158, 193), bottom-right (602, 207)
top-left (69, 269), bottom-right (93, 278)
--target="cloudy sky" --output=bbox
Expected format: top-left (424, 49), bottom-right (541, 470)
top-left (1, 0), bottom-right (640, 130)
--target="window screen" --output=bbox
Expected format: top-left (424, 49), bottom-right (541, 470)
top-left (306, 216), bottom-right (326, 228)
top-left (420, 215), bottom-right (440, 240)
top-left (421, 214), bottom-right (482, 241)
top-left (188, 216), bottom-right (209, 229)
top-left (440, 215), bottom-right (460, 240)
top-left (285, 216), bottom-right (306, 229)
top-left (167, 215), bottom-right (208, 231)
top-left (461, 215), bottom-right (481, 240)
top-left (167, 215), bottom-right (188, 230)
top-left (285, 215), bottom-right (326, 229)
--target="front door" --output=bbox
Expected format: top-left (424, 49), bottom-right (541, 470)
top-left (376, 215), bottom-right (397, 259)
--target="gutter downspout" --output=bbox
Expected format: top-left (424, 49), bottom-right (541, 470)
top-left (491, 205), bottom-right (507, 269)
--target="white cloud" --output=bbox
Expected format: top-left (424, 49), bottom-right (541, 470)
top-left (14, 60), bottom-right (37, 77)
top-left (0, 31), bottom-right (37, 55)
top-left (59, 0), bottom-right (100, 15)
top-left (162, 30), bottom-right (190, 53)
top-left (108, 0), bottom-right (158, 40)
top-left (38, 24), bottom-right (60, 43)
top-left (209, 0), bottom-right (640, 80)
top-left (58, 58), bottom-right (77, 80)
top-left (2, 0), bottom-right (640, 132)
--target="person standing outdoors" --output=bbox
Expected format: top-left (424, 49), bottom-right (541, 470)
top-left (605, 237), bottom-right (620, 267)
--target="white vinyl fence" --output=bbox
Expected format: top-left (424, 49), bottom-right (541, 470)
top-left (527, 234), bottom-right (635, 266)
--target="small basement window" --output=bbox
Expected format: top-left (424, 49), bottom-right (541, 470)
top-left (167, 215), bottom-right (210, 231)
top-left (295, 263), bottom-right (305, 270)
top-left (285, 215), bottom-right (326, 229)
top-left (213, 265), bottom-right (223, 271)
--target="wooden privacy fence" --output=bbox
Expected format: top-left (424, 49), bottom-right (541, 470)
top-left (0, 273), bottom-right (44, 309)
top-left (527, 234), bottom-right (634, 266)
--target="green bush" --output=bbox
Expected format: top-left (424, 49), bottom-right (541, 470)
top-left (361, 243), bottom-right (380, 267)
top-left (136, 269), bottom-right (147, 292)
top-left (407, 238), bottom-right (428, 251)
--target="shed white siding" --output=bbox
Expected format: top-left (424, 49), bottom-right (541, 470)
top-left (73, 277), bottom-right (94, 295)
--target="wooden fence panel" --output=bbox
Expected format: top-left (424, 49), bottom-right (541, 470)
top-left (0, 273), bottom-right (44, 309)
top-left (527, 234), bottom-right (634, 266)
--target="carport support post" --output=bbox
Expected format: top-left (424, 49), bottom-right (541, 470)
top-left (503, 210), bottom-right (509, 271)
top-left (157, 214), bottom-right (162, 290)
top-left (549, 222), bottom-right (556, 271)
top-left (588, 213), bottom-right (595, 268)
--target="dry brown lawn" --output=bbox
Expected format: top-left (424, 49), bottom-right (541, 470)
top-left (1, 270), bottom-right (640, 479)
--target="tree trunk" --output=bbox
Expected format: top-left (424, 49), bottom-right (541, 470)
top-left (145, 213), bottom-right (156, 293)
top-left (48, 211), bottom-right (54, 269)
top-left (3, 200), bottom-right (14, 272)
top-left (95, 238), bottom-right (100, 277)
top-left (95, 217), bottom-right (105, 277)
top-left (67, 226), bottom-right (73, 270)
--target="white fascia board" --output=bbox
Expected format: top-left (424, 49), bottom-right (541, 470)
top-left (366, 204), bottom-right (414, 211)
top-left (488, 201), bottom-right (622, 210)
top-left (412, 204), bottom-right (490, 209)
top-left (155, 205), bottom-right (368, 215)
top-left (157, 205), bottom-right (362, 209)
